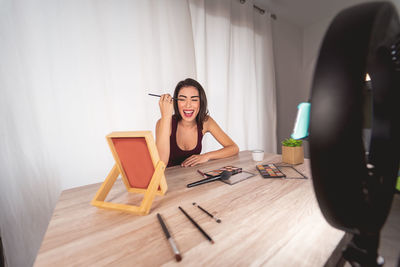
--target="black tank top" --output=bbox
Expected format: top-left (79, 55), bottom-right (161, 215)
top-left (167, 115), bottom-right (203, 167)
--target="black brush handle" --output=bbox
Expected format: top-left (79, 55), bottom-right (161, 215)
top-left (187, 176), bottom-right (221, 188)
top-left (198, 205), bottom-right (213, 218)
top-left (178, 207), bottom-right (214, 243)
top-left (148, 93), bottom-right (178, 100)
top-left (187, 171), bottom-right (231, 188)
top-left (157, 213), bottom-right (171, 239)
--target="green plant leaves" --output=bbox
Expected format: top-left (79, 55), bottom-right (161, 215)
top-left (281, 138), bottom-right (302, 147)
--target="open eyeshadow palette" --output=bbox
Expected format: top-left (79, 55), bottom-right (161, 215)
top-left (256, 164), bottom-right (307, 179)
top-left (256, 164), bottom-right (285, 178)
top-left (204, 166), bottom-right (242, 177)
top-left (202, 166), bottom-right (255, 185)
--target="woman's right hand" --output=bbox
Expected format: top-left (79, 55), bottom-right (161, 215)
top-left (159, 94), bottom-right (174, 118)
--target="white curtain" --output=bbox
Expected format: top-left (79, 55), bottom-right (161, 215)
top-left (0, 0), bottom-right (276, 266)
top-left (189, 0), bottom-right (277, 153)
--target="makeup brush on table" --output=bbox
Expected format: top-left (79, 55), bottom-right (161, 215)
top-left (178, 206), bottom-right (214, 244)
top-left (157, 213), bottom-right (182, 262)
top-left (187, 170), bottom-right (232, 188)
top-left (193, 202), bottom-right (221, 223)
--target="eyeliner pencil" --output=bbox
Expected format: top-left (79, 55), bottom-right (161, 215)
top-left (148, 93), bottom-right (178, 100)
top-left (157, 213), bottom-right (182, 262)
top-left (178, 206), bottom-right (214, 244)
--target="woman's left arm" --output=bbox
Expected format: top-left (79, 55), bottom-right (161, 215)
top-left (181, 116), bottom-right (239, 167)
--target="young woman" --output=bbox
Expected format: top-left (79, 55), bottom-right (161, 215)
top-left (156, 78), bottom-right (239, 167)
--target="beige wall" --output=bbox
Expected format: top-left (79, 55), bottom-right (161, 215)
top-left (272, 18), bottom-right (308, 155)
top-left (272, 0), bottom-right (400, 157)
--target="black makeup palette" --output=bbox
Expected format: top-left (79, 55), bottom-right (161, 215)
top-left (256, 164), bottom-right (285, 178)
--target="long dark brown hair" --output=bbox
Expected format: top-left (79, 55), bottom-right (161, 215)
top-left (173, 78), bottom-right (209, 125)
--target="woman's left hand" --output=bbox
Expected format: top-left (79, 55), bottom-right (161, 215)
top-left (181, 154), bottom-right (209, 167)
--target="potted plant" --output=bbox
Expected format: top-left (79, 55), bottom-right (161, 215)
top-left (281, 138), bottom-right (304, 164)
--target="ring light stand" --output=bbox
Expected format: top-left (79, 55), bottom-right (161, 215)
top-left (309, 2), bottom-right (400, 266)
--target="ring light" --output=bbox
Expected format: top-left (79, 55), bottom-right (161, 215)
top-left (309, 2), bottom-right (400, 265)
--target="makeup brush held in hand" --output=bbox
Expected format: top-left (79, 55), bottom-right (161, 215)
top-left (148, 93), bottom-right (178, 100)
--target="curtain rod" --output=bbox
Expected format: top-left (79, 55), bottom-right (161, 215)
top-left (239, 0), bottom-right (277, 20)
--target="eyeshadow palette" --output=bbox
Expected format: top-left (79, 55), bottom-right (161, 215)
top-left (256, 164), bottom-right (286, 178)
top-left (204, 166), bottom-right (242, 177)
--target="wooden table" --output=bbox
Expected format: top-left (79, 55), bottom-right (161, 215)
top-left (35, 151), bottom-right (344, 266)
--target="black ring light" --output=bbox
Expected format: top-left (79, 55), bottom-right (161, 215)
top-left (309, 2), bottom-right (400, 266)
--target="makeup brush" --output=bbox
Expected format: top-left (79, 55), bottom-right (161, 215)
top-left (193, 202), bottom-right (221, 223)
top-left (187, 170), bottom-right (232, 188)
top-left (157, 213), bottom-right (182, 262)
top-left (148, 93), bottom-right (178, 100)
top-left (178, 206), bottom-right (214, 244)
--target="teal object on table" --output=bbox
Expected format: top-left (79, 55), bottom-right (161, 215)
top-left (291, 102), bottom-right (311, 140)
